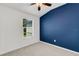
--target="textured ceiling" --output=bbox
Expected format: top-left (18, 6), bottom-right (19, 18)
top-left (0, 3), bottom-right (66, 17)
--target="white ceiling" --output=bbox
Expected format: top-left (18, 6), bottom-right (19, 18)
top-left (0, 3), bottom-right (66, 17)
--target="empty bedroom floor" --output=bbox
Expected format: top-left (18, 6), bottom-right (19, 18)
top-left (2, 42), bottom-right (79, 56)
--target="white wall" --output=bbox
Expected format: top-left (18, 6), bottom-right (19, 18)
top-left (0, 5), bottom-right (40, 55)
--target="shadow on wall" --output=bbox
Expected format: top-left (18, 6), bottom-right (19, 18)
top-left (40, 3), bottom-right (79, 52)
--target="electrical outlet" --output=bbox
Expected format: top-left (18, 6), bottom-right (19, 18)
top-left (54, 39), bottom-right (56, 42)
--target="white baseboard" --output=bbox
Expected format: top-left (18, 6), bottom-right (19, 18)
top-left (40, 41), bottom-right (79, 55)
top-left (0, 41), bottom-right (39, 55)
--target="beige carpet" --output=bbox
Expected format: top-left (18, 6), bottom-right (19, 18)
top-left (2, 42), bottom-right (79, 56)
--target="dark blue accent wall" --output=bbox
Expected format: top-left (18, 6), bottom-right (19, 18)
top-left (40, 3), bottom-right (79, 52)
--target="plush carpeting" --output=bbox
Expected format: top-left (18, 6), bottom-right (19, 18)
top-left (2, 42), bottom-right (79, 56)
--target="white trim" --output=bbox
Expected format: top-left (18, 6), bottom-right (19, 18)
top-left (40, 41), bottom-right (79, 55)
top-left (0, 41), bottom-right (39, 55)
